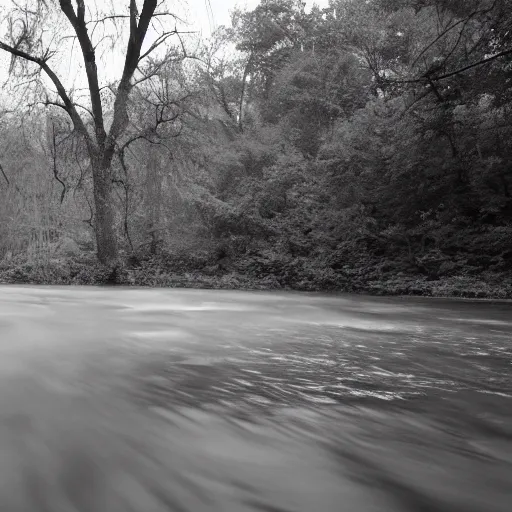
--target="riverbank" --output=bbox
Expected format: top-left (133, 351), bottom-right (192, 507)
top-left (1, 253), bottom-right (511, 299)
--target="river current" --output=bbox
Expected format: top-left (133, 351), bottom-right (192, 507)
top-left (1, 286), bottom-right (511, 511)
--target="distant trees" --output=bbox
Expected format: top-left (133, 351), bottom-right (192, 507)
top-left (188, 0), bottom-right (512, 281)
top-left (1, 0), bottom-right (511, 292)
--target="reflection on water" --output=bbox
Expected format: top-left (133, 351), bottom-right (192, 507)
top-left (0, 286), bottom-right (511, 511)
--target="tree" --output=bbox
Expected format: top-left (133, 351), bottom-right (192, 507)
top-left (0, 0), bottom-right (186, 264)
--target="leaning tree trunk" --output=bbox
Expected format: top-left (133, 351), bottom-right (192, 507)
top-left (91, 157), bottom-right (118, 264)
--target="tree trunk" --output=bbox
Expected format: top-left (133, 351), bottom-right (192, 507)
top-left (91, 158), bottom-right (118, 264)
top-left (146, 150), bottom-right (162, 254)
top-left (238, 53), bottom-right (253, 132)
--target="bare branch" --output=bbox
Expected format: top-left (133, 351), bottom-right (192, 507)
top-left (42, 99), bottom-right (68, 111)
top-left (0, 39), bottom-right (89, 139)
top-left (73, 102), bottom-right (94, 119)
top-left (0, 163), bottom-right (10, 186)
top-left (86, 11), bottom-right (186, 27)
top-left (59, 0), bottom-right (106, 147)
top-left (120, 90), bottom-right (193, 153)
top-left (132, 58), bottom-right (168, 87)
top-left (107, 0), bottom-right (159, 159)
top-left (87, 14), bottom-right (130, 25)
top-left (388, 47), bottom-right (512, 85)
top-left (51, 122), bottom-right (66, 204)
top-left (138, 30), bottom-right (178, 62)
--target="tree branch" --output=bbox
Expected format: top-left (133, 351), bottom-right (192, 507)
top-left (123, 0), bottom-right (159, 81)
top-left (389, 47), bottom-right (512, 85)
top-left (138, 30), bottom-right (177, 62)
top-left (73, 102), bottom-right (95, 119)
top-left (116, 147), bottom-right (134, 251)
top-left (0, 163), bottom-right (10, 186)
top-left (76, 0), bottom-right (85, 23)
top-left (129, 0), bottom-right (138, 38)
top-left (86, 11), bottom-right (186, 27)
top-left (41, 99), bottom-right (68, 111)
top-left (430, 47), bottom-right (512, 81)
top-left (59, 0), bottom-right (106, 148)
top-left (132, 60), bottom-right (167, 87)
top-left (0, 39), bottom-right (89, 140)
top-left (410, 0), bottom-right (499, 69)
top-left (106, 0), bottom-right (158, 162)
top-left (51, 123), bottom-right (66, 204)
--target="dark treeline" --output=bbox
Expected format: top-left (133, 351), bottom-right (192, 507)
top-left (1, 0), bottom-right (511, 297)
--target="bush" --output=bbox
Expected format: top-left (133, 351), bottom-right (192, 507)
top-left (1, 248), bottom-right (510, 299)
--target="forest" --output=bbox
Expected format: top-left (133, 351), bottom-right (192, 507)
top-left (0, 0), bottom-right (511, 298)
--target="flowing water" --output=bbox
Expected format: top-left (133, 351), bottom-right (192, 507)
top-left (0, 286), bottom-right (511, 511)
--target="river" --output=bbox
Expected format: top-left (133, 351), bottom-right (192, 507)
top-left (0, 286), bottom-right (511, 511)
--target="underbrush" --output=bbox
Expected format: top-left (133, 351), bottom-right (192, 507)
top-left (0, 250), bottom-right (510, 299)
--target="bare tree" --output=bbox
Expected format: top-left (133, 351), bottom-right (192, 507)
top-left (0, 0), bottom-right (188, 264)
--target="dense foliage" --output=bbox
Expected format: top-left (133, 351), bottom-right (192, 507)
top-left (1, 0), bottom-right (511, 298)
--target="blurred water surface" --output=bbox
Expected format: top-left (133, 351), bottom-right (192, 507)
top-left (1, 286), bottom-right (511, 511)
